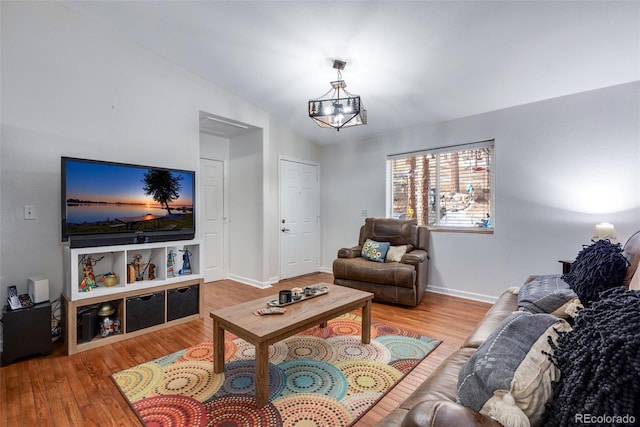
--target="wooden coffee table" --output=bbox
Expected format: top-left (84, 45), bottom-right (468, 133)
top-left (209, 283), bottom-right (373, 407)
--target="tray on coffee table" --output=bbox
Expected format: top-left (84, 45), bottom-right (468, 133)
top-left (266, 285), bottom-right (329, 307)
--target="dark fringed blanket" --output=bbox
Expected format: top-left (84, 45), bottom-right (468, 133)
top-left (562, 239), bottom-right (629, 306)
top-left (544, 287), bottom-right (640, 427)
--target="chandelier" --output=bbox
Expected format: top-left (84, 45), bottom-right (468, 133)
top-left (308, 60), bottom-right (367, 131)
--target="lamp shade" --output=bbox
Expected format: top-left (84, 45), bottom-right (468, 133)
top-left (592, 222), bottom-right (618, 243)
top-left (308, 96), bottom-right (367, 130)
top-left (308, 60), bottom-right (367, 131)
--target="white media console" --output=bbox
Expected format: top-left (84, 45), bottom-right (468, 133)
top-left (62, 240), bottom-right (204, 354)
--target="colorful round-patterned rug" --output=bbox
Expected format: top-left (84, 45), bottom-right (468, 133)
top-left (111, 313), bottom-right (441, 427)
top-left (154, 349), bottom-right (186, 367)
top-left (216, 360), bottom-right (286, 398)
top-left (334, 359), bottom-right (404, 395)
top-left (371, 320), bottom-right (421, 338)
top-left (155, 361), bottom-right (223, 401)
top-left (278, 358), bottom-right (348, 399)
top-left (113, 362), bottom-right (164, 403)
top-left (204, 394), bottom-right (282, 426)
top-left (273, 393), bottom-right (353, 426)
top-left (134, 395), bottom-right (208, 427)
top-left (232, 339), bottom-right (289, 363)
top-left (375, 334), bottom-right (440, 361)
top-left (342, 392), bottom-right (383, 418)
top-left (328, 335), bottom-right (391, 363)
top-left (281, 335), bottom-right (339, 362)
top-left (389, 358), bottom-right (421, 375)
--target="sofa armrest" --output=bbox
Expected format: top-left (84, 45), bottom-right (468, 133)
top-left (337, 246), bottom-right (362, 258)
top-left (401, 249), bottom-right (428, 265)
top-left (402, 400), bottom-right (502, 427)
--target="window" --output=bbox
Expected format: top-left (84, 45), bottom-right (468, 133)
top-left (387, 140), bottom-right (494, 231)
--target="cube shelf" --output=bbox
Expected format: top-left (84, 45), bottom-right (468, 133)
top-left (64, 240), bottom-right (201, 301)
top-left (62, 240), bottom-right (204, 354)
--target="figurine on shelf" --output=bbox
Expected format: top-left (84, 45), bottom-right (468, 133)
top-left (148, 263), bottom-right (156, 280)
top-left (100, 317), bottom-right (121, 338)
top-left (179, 248), bottom-right (192, 275)
top-left (97, 302), bottom-right (121, 338)
top-left (132, 254), bottom-right (147, 281)
top-left (79, 254), bottom-right (103, 292)
top-left (167, 250), bottom-right (176, 278)
top-left (127, 264), bottom-right (136, 284)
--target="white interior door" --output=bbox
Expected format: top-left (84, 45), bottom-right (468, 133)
top-left (279, 159), bottom-right (319, 280)
top-left (200, 158), bottom-right (226, 282)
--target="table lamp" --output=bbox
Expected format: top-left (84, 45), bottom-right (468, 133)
top-left (592, 222), bottom-right (618, 243)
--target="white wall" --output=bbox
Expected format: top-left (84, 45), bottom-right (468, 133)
top-left (198, 122), bottom-right (323, 286)
top-left (0, 1), bottom-right (280, 310)
top-left (226, 129), bottom-right (265, 286)
top-left (199, 132), bottom-right (230, 162)
top-left (321, 82), bottom-right (640, 302)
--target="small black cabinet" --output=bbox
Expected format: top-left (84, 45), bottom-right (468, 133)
top-left (1, 301), bottom-right (52, 366)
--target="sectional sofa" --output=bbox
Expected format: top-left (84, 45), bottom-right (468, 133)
top-left (376, 231), bottom-right (640, 427)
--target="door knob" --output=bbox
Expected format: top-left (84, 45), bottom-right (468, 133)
top-left (282, 228), bottom-right (290, 232)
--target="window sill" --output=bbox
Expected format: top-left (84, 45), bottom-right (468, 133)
top-left (427, 227), bottom-right (494, 234)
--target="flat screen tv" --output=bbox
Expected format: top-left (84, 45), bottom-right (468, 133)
top-left (61, 157), bottom-right (195, 248)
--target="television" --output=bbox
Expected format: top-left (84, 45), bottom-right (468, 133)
top-left (61, 157), bottom-right (195, 248)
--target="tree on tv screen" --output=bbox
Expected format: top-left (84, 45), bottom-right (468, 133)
top-left (142, 169), bottom-right (183, 215)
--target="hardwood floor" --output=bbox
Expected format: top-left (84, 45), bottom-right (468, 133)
top-left (0, 273), bottom-right (491, 426)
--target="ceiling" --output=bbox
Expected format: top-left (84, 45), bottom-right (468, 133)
top-left (61, 1), bottom-right (639, 145)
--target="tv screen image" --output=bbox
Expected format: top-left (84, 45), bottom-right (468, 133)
top-left (62, 157), bottom-right (195, 247)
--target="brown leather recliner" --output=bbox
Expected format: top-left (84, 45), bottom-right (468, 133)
top-left (333, 218), bottom-right (429, 306)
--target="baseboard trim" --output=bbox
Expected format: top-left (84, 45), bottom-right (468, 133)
top-left (426, 285), bottom-right (498, 304)
top-left (301, 268), bottom-right (499, 304)
top-left (226, 273), bottom-right (272, 289)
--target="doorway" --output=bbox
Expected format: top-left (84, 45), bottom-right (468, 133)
top-left (279, 158), bottom-right (320, 280)
top-left (200, 158), bottom-right (226, 282)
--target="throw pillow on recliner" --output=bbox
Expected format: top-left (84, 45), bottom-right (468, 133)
top-left (562, 239), bottom-right (629, 307)
top-left (385, 245), bottom-right (407, 262)
top-left (361, 239), bottom-right (390, 263)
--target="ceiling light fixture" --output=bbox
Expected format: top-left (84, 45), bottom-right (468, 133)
top-left (308, 59), bottom-right (367, 131)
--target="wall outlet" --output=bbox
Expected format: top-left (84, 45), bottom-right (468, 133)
top-left (24, 205), bottom-right (36, 220)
